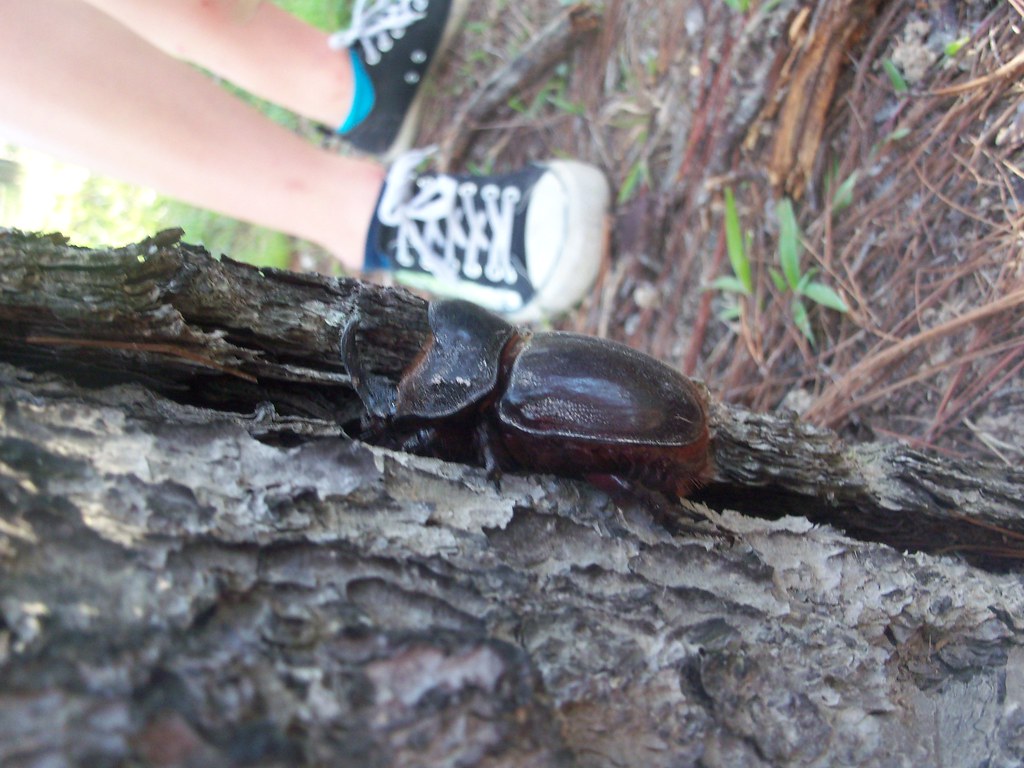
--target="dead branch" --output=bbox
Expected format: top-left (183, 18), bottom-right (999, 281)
top-left (765, 0), bottom-right (882, 197)
top-left (2, 229), bottom-right (1023, 569)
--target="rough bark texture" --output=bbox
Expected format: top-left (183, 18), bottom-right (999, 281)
top-left (2, 230), bottom-right (1024, 767)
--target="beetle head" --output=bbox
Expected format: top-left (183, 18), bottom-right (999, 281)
top-left (393, 300), bottom-right (518, 420)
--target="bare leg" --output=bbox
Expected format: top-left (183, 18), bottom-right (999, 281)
top-left (81, 0), bottom-right (354, 128)
top-left (0, 0), bottom-right (383, 270)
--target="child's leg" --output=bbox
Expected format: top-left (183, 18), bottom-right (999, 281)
top-left (0, 0), bottom-right (383, 270)
top-left (81, 0), bottom-right (354, 127)
top-left (83, 0), bottom-right (471, 159)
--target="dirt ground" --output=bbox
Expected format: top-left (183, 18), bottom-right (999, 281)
top-left (348, 0), bottom-right (1024, 465)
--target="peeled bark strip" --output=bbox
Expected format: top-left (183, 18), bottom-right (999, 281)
top-left (764, 0), bottom-right (883, 197)
top-left (705, 403), bottom-right (1024, 566)
top-left (0, 228), bottom-right (427, 388)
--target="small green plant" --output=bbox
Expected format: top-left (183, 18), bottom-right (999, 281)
top-left (507, 67), bottom-right (583, 119)
top-left (830, 169), bottom-right (858, 213)
top-left (617, 157), bottom-right (650, 205)
top-left (882, 59), bottom-right (909, 93)
top-left (944, 37), bottom-right (969, 57)
top-left (710, 187), bottom-right (753, 321)
top-left (722, 0), bottom-right (750, 11)
top-left (882, 126), bottom-right (911, 144)
top-left (823, 156), bottom-right (860, 214)
top-left (770, 199), bottom-right (849, 343)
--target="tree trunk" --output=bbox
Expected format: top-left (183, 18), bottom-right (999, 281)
top-left (2, 229), bottom-right (1023, 767)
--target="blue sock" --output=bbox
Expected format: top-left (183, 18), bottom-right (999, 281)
top-left (339, 48), bottom-right (375, 134)
top-left (362, 184), bottom-right (392, 271)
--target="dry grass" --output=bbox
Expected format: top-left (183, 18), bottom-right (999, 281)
top-left (800, 4), bottom-right (1024, 460)
top-left (411, 0), bottom-right (1022, 464)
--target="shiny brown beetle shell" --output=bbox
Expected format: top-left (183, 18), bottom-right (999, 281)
top-left (493, 331), bottom-right (709, 496)
top-left (344, 299), bottom-right (710, 497)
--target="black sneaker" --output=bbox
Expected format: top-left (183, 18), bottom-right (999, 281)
top-left (364, 149), bottom-right (611, 322)
top-left (329, 0), bottom-right (468, 159)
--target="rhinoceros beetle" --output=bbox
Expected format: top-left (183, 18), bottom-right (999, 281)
top-left (342, 299), bottom-right (710, 497)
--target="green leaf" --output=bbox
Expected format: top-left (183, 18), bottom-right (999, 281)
top-left (791, 297), bottom-right (815, 344)
top-left (831, 170), bottom-right (858, 212)
top-left (882, 59), bottom-right (908, 93)
top-left (722, 0), bottom-right (749, 11)
top-left (507, 95), bottom-right (527, 113)
top-left (548, 94), bottom-right (585, 116)
top-left (723, 188), bottom-right (753, 294)
top-left (884, 127), bottom-right (911, 144)
top-left (770, 268), bottom-right (787, 293)
top-left (794, 270), bottom-right (811, 294)
top-left (711, 276), bottom-right (751, 295)
top-left (617, 159), bottom-right (648, 205)
top-left (802, 281), bottom-right (849, 313)
top-left (718, 303), bottom-right (742, 322)
top-left (776, 198), bottom-right (802, 291)
top-left (944, 37), bottom-right (969, 57)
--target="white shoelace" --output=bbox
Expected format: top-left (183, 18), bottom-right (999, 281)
top-left (377, 149), bottom-right (522, 286)
top-left (328, 0), bottom-right (429, 66)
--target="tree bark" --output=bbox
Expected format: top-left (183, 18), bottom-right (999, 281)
top-left (2, 229), bottom-right (1024, 767)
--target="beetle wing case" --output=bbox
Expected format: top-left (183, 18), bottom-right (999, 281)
top-left (497, 333), bottom-right (706, 447)
top-left (394, 300), bottom-right (518, 420)
top-left (494, 332), bottom-right (711, 496)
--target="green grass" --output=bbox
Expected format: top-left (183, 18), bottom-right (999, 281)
top-left (708, 187), bottom-right (752, 323)
top-left (882, 59), bottom-right (909, 94)
top-left (771, 198), bottom-right (848, 344)
top-left (710, 191), bottom-right (848, 340)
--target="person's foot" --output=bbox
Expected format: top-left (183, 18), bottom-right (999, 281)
top-left (363, 149), bottom-right (611, 322)
top-left (329, 0), bottom-right (468, 159)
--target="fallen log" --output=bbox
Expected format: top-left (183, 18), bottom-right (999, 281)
top-left (1, 229), bottom-right (1023, 766)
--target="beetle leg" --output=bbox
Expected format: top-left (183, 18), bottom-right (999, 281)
top-left (473, 419), bottom-right (522, 491)
top-left (398, 427), bottom-right (441, 455)
top-left (474, 421), bottom-right (503, 490)
top-left (587, 474), bottom-right (725, 540)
